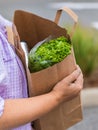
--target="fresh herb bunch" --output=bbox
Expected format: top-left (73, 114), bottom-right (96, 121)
top-left (28, 36), bottom-right (71, 72)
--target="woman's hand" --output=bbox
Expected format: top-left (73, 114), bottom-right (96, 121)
top-left (51, 65), bottom-right (83, 104)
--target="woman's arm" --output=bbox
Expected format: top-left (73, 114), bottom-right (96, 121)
top-left (0, 93), bottom-right (58, 129)
top-left (0, 66), bottom-right (83, 130)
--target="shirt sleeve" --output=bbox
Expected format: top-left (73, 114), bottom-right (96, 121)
top-left (0, 40), bottom-right (7, 117)
top-left (0, 15), bottom-right (12, 117)
top-left (0, 53), bottom-right (6, 117)
top-left (0, 97), bottom-right (4, 117)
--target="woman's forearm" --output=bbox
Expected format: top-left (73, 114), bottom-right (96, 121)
top-left (0, 92), bottom-right (58, 130)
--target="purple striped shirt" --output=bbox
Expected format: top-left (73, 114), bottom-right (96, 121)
top-left (0, 15), bottom-right (32, 130)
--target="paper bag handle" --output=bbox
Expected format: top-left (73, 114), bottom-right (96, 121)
top-left (54, 7), bottom-right (78, 38)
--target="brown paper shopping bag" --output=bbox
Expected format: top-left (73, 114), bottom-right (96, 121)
top-left (7, 7), bottom-right (82, 130)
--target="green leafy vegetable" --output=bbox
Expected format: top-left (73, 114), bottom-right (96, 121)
top-left (28, 36), bottom-right (71, 72)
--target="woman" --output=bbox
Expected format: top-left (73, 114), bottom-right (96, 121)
top-left (0, 15), bottom-right (83, 130)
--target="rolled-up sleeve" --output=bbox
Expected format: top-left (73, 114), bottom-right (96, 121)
top-left (0, 53), bottom-right (5, 117)
top-left (0, 51), bottom-right (6, 117)
top-left (0, 15), bottom-right (12, 117)
top-left (0, 39), bottom-right (7, 117)
top-left (0, 15), bottom-right (13, 117)
top-left (0, 97), bottom-right (4, 117)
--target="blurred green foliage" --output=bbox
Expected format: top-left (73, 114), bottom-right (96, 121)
top-left (71, 25), bottom-right (98, 77)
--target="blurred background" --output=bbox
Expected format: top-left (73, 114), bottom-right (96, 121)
top-left (0, 0), bottom-right (98, 130)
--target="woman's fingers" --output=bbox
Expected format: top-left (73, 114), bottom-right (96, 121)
top-left (75, 73), bottom-right (83, 86)
top-left (62, 66), bottom-right (81, 85)
top-left (69, 73), bottom-right (84, 95)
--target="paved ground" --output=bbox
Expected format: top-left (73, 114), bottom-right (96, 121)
top-left (67, 88), bottom-right (98, 130)
top-left (68, 106), bottom-right (98, 130)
